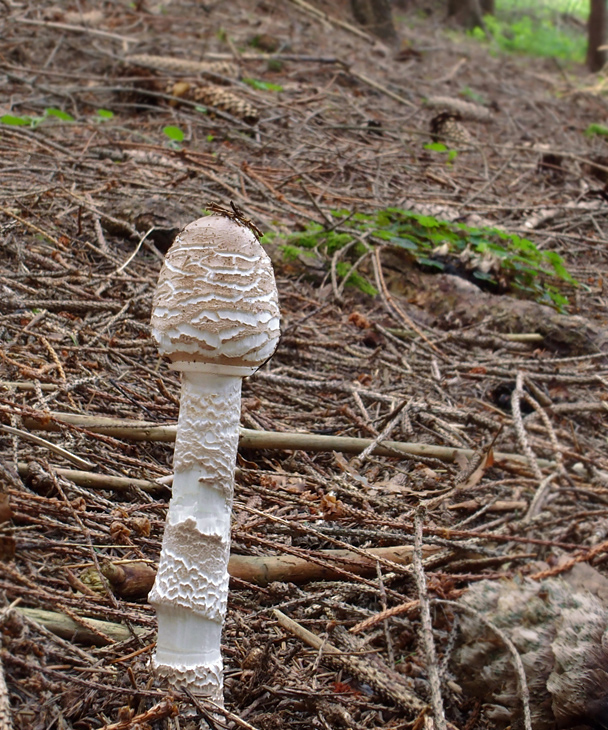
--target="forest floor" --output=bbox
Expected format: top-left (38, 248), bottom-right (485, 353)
top-left (1, 1), bottom-right (608, 728)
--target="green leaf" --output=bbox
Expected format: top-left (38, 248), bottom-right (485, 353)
top-left (390, 237), bottom-right (419, 251)
top-left (424, 142), bottom-right (448, 152)
top-left (280, 244), bottom-right (315, 261)
top-left (336, 261), bottom-right (377, 296)
top-left (585, 123), bottom-right (608, 138)
top-left (472, 270), bottom-right (497, 284)
top-left (416, 215), bottom-right (441, 229)
top-left (243, 77), bottom-right (283, 92)
top-left (45, 108), bottom-right (74, 121)
top-left (0, 114), bottom-right (32, 126)
top-left (418, 257), bottom-right (445, 270)
top-left (96, 109), bottom-right (115, 120)
top-left (163, 125), bottom-right (185, 142)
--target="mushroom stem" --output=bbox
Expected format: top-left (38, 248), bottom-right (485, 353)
top-left (150, 371), bottom-right (242, 703)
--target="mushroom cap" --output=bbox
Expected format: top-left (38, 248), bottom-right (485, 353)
top-left (152, 215), bottom-right (280, 374)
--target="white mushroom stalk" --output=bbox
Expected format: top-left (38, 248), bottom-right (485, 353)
top-left (149, 208), bottom-right (280, 703)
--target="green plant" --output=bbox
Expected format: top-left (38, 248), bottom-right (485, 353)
top-left (45, 108), bottom-right (74, 121)
top-left (0, 107), bottom-right (75, 128)
top-left (424, 141), bottom-right (458, 164)
top-left (585, 123), bottom-right (608, 138)
top-left (0, 114), bottom-right (31, 126)
top-left (264, 223), bottom-right (378, 296)
top-left (470, 3), bottom-right (586, 62)
top-left (163, 125), bottom-right (185, 149)
top-left (499, 0), bottom-right (586, 19)
top-left (243, 78), bottom-right (283, 92)
top-left (0, 108), bottom-right (116, 128)
top-left (266, 208), bottom-right (577, 309)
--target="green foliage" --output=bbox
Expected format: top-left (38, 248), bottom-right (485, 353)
top-left (243, 78), bottom-right (283, 92)
top-left (585, 123), bottom-right (608, 138)
top-left (268, 207), bottom-right (576, 308)
top-left (45, 108), bottom-right (74, 121)
top-left (424, 142), bottom-right (458, 164)
top-left (280, 244), bottom-right (314, 261)
top-left (163, 125), bottom-right (185, 149)
top-left (264, 224), bottom-right (378, 296)
top-left (163, 125), bottom-right (184, 142)
top-left (0, 108), bottom-right (116, 128)
top-left (0, 114), bottom-right (31, 126)
top-left (0, 107), bottom-right (75, 128)
top-left (335, 261), bottom-right (378, 296)
top-left (470, 2), bottom-right (586, 62)
top-left (499, 0), bottom-right (586, 19)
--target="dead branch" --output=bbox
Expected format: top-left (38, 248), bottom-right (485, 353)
top-left (21, 412), bottom-right (556, 472)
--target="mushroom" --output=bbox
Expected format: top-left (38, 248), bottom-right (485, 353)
top-left (149, 206), bottom-right (280, 703)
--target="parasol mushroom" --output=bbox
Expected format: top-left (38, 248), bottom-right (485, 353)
top-left (149, 206), bottom-right (280, 703)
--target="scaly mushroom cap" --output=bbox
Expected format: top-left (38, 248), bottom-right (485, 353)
top-left (151, 215), bottom-right (280, 374)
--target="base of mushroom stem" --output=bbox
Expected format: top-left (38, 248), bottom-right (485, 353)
top-left (153, 657), bottom-right (224, 707)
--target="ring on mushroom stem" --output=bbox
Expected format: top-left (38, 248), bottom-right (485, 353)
top-left (149, 209), bottom-right (280, 703)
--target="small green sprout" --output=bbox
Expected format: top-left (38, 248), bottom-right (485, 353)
top-left (585, 123), bottom-right (608, 138)
top-left (243, 78), bottom-right (283, 92)
top-left (163, 125), bottom-right (185, 149)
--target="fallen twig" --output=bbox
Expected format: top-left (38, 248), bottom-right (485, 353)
top-left (15, 607), bottom-right (147, 645)
top-left (21, 411), bottom-right (556, 472)
top-left (15, 463), bottom-right (164, 494)
top-left (413, 510), bottom-right (447, 730)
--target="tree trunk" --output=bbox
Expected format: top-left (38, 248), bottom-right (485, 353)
top-left (447, 0), bottom-right (492, 29)
top-left (351, 0), bottom-right (398, 44)
top-left (587, 0), bottom-right (607, 72)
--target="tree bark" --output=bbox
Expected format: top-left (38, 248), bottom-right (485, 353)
top-left (587, 0), bottom-right (607, 72)
top-left (350, 0), bottom-right (398, 44)
top-left (447, 0), bottom-right (493, 29)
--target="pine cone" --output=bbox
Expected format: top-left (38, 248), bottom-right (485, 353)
top-left (451, 577), bottom-right (608, 730)
top-left (166, 81), bottom-right (259, 124)
top-left (429, 112), bottom-right (472, 148)
top-left (127, 54), bottom-right (239, 79)
top-left (192, 85), bottom-right (259, 124)
top-left (425, 96), bottom-right (493, 122)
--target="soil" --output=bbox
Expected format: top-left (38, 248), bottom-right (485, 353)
top-left (0, 1), bottom-right (608, 729)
